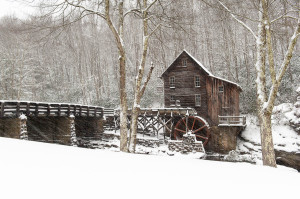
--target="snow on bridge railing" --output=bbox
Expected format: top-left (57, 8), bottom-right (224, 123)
top-left (0, 100), bottom-right (104, 118)
top-left (114, 107), bottom-right (198, 116)
top-left (218, 115), bottom-right (246, 127)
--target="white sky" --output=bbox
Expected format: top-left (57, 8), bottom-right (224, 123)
top-left (0, 0), bottom-right (35, 19)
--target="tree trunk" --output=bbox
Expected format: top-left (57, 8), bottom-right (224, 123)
top-left (128, 0), bottom-right (153, 153)
top-left (129, 105), bottom-right (140, 152)
top-left (104, 0), bottom-right (128, 152)
top-left (259, 111), bottom-right (277, 167)
top-left (119, 55), bottom-right (129, 152)
top-left (255, 0), bottom-right (276, 167)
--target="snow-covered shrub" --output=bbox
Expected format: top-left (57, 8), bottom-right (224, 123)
top-left (272, 103), bottom-right (294, 125)
top-left (288, 87), bottom-right (300, 134)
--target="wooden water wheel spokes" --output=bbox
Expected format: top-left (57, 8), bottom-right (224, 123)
top-left (173, 116), bottom-right (210, 146)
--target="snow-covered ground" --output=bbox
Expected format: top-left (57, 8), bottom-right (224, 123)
top-left (1, 102), bottom-right (299, 198)
top-left (236, 103), bottom-right (300, 164)
top-left (96, 102), bottom-right (300, 166)
top-left (102, 103), bottom-right (300, 166)
top-left (0, 137), bottom-right (299, 199)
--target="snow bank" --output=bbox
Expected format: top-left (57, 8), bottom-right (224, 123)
top-left (240, 112), bottom-right (300, 153)
top-left (0, 137), bottom-right (299, 199)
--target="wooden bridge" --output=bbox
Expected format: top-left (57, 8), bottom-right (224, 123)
top-left (0, 101), bottom-right (103, 118)
top-left (0, 100), bottom-right (104, 146)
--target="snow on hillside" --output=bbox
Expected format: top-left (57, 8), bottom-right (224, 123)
top-left (236, 103), bottom-right (300, 164)
top-left (0, 137), bottom-right (299, 199)
top-left (239, 115), bottom-right (300, 152)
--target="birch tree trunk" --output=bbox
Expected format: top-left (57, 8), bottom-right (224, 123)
top-left (128, 0), bottom-right (157, 152)
top-left (105, 0), bottom-right (128, 152)
top-left (258, 0), bottom-right (299, 167)
top-left (59, 0), bottom-right (161, 152)
top-left (255, 0), bottom-right (277, 167)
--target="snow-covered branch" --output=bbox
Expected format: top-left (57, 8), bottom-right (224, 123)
top-left (218, 0), bottom-right (257, 39)
top-left (266, 22), bottom-right (300, 113)
top-left (140, 62), bottom-right (155, 98)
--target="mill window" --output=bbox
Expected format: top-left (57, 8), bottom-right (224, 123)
top-left (195, 76), bottom-right (200, 87)
top-left (182, 59), bottom-right (187, 67)
top-left (195, 94), bottom-right (201, 107)
top-left (170, 95), bottom-right (175, 101)
top-left (219, 86), bottom-right (224, 92)
top-left (170, 76), bottom-right (175, 88)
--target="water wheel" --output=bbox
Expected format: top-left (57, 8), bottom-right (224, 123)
top-left (173, 116), bottom-right (210, 146)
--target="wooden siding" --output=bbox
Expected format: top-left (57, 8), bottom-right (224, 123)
top-left (206, 77), bottom-right (240, 125)
top-left (162, 51), bottom-right (240, 126)
top-left (163, 53), bottom-right (208, 117)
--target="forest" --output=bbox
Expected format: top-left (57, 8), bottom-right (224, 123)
top-left (0, 0), bottom-right (298, 113)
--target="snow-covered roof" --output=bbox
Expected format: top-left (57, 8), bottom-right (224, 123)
top-left (161, 50), bottom-right (242, 91)
top-left (210, 75), bottom-right (242, 91)
top-left (161, 50), bottom-right (212, 77)
top-left (183, 50), bottom-right (213, 76)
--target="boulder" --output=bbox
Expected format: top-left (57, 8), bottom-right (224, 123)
top-left (275, 150), bottom-right (300, 172)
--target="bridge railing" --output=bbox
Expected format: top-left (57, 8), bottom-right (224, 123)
top-left (114, 107), bottom-right (198, 116)
top-left (218, 115), bottom-right (246, 127)
top-left (0, 101), bottom-right (103, 118)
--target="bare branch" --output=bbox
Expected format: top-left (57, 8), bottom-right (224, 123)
top-left (123, 9), bottom-right (141, 18)
top-left (148, 23), bottom-right (161, 37)
top-left (271, 14), bottom-right (299, 23)
top-left (65, 0), bottom-right (106, 20)
top-left (140, 62), bottom-right (155, 98)
top-left (218, 0), bottom-right (257, 39)
top-left (144, 0), bottom-right (158, 12)
top-left (266, 21), bottom-right (300, 113)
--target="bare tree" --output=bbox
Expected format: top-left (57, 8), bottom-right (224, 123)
top-left (128, 0), bottom-right (158, 152)
top-left (218, 0), bottom-right (300, 167)
top-left (30, 0), bottom-right (165, 152)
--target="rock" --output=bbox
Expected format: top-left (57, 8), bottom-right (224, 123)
top-left (275, 150), bottom-right (300, 172)
top-left (168, 134), bottom-right (205, 154)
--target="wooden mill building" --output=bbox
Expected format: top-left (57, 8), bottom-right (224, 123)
top-left (161, 50), bottom-right (242, 126)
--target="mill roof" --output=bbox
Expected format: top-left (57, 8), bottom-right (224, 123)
top-left (161, 50), bottom-right (242, 91)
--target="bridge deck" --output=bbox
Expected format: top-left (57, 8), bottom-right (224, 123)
top-left (0, 101), bottom-right (104, 118)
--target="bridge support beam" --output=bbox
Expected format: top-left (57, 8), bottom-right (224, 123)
top-left (75, 117), bottom-right (103, 140)
top-left (26, 116), bottom-right (77, 145)
top-left (0, 118), bottom-right (22, 139)
top-left (0, 115), bottom-right (103, 145)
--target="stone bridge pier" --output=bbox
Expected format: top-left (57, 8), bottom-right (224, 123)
top-left (27, 116), bottom-right (76, 145)
top-left (75, 117), bottom-right (103, 140)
